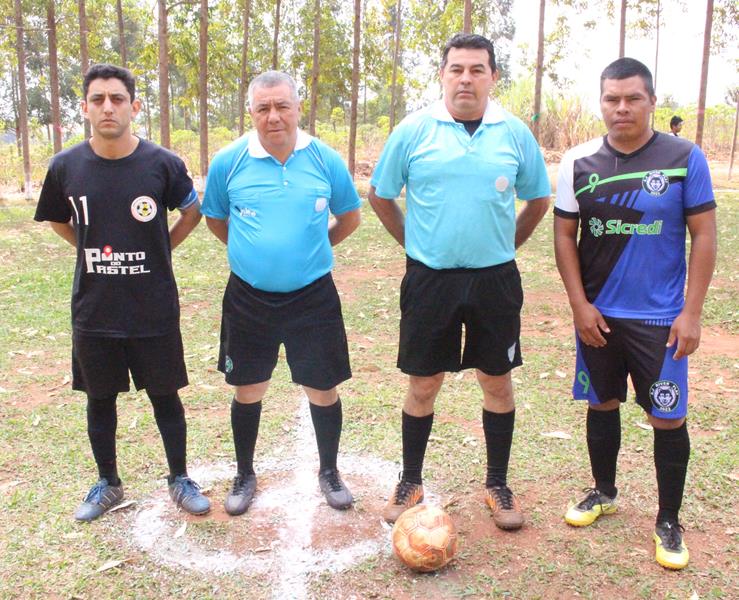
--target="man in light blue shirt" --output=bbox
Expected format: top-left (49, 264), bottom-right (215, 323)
top-left (370, 34), bottom-right (550, 529)
top-left (202, 71), bottom-right (361, 516)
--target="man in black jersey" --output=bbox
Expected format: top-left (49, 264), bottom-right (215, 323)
top-left (554, 58), bottom-right (716, 570)
top-left (34, 64), bottom-right (210, 521)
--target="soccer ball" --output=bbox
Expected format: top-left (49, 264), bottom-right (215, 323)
top-left (391, 504), bottom-right (458, 572)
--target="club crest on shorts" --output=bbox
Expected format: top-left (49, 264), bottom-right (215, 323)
top-left (131, 196), bottom-right (158, 222)
top-left (641, 170), bottom-right (669, 196)
top-left (649, 380), bottom-right (680, 412)
top-left (225, 355), bottom-right (233, 374)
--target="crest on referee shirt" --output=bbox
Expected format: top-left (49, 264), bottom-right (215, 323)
top-left (225, 355), bottom-right (233, 373)
top-left (641, 170), bottom-right (669, 196)
top-left (649, 380), bottom-right (679, 412)
top-left (131, 196), bottom-right (158, 222)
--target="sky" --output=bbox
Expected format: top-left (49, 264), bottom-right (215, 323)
top-left (508, 1), bottom-right (738, 110)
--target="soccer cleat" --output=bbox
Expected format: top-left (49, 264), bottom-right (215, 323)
top-left (485, 485), bottom-right (524, 530)
top-left (382, 476), bottom-right (424, 523)
top-left (74, 478), bottom-right (124, 522)
top-left (224, 473), bottom-right (257, 516)
top-left (168, 475), bottom-right (211, 515)
top-left (318, 468), bottom-right (354, 510)
top-left (654, 520), bottom-right (689, 570)
top-left (564, 488), bottom-right (618, 527)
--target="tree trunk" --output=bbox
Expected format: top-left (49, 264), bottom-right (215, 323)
top-left (272, 0), bottom-right (281, 70)
top-left (348, 0), bottom-right (361, 176)
top-left (238, 0), bottom-right (252, 135)
top-left (463, 0), bottom-right (472, 33)
top-left (651, 0), bottom-right (660, 129)
top-left (533, 0), bottom-right (545, 142)
top-left (144, 77), bottom-right (153, 139)
top-left (158, 0), bottom-right (170, 148)
top-left (199, 0), bottom-right (208, 176)
top-left (14, 0), bottom-right (32, 199)
top-left (728, 96), bottom-right (738, 180)
top-left (695, 0), bottom-right (714, 148)
top-left (11, 70), bottom-right (20, 156)
top-left (116, 0), bottom-right (127, 67)
top-left (389, 0), bottom-right (402, 132)
top-left (308, 0), bottom-right (321, 135)
top-left (618, 0), bottom-right (627, 57)
top-left (47, 0), bottom-right (62, 154)
top-left (79, 0), bottom-right (90, 139)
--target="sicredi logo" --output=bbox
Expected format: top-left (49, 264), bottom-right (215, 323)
top-left (589, 218), bottom-right (662, 237)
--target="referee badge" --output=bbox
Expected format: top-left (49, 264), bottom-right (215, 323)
top-left (131, 196), bottom-right (158, 222)
top-left (225, 355), bottom-right (234, 374)
top-left (649, 380), bottom-right (680, 412)
top-left (641, 170), bottom-right (669, 196)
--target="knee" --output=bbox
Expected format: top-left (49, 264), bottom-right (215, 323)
top-left (649, 415), bottom-right (686, 430)
top-left (407, 374), bottom-right (444, 407)
top-left (235, 382), bottom-right (269, 404)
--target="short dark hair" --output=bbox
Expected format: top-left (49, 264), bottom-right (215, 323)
top-left (83, 64), bottom-right (135, 101)
top-left (441, 33), bottom-right (496, 73)
top-left (670, 115), bottom-right (684, 127)
top-left (600, 57), bottom-right (654, 97)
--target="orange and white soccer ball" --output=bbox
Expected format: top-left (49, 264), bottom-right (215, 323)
top-left (391, 504), bottom-right (458, 572)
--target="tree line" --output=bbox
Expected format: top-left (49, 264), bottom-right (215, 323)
top-left (2, 0), bottom-right (737, 199)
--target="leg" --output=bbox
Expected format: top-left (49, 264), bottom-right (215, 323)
top-left (478, 370), bottom-right (514, 487)
top-left (305, 385), bottom-right (353, 509)
top-left (147, 391), bottom-right (187, 480)
top-left (75, 394), bottom-right (125, 522)
top-left (587, 399), bottom-right (622, 498)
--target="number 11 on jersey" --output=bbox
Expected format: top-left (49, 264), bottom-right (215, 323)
top-left (68, 196), bottom-right (90, 225)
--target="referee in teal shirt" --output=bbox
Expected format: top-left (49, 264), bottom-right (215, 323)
top-left (202, 71), bottom-right (361, 517)
top-left (370, 34), bottom-right (550, 529)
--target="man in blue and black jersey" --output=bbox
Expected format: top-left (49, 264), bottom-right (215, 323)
top-left (202, 71), bottom-right (361, 516)
top-left (35, 64), bottom-right (210, 521)
top-left (554, 58), bottom-right (716, 570)
top-left (369, 33), bottom-right (551, 529)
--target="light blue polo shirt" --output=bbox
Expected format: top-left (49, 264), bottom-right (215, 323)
top-left (371, 100), bottom-right (551, 269)
top-left (202, 130), bottom-right (361, 292)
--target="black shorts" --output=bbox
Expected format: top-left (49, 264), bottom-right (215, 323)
top-left (72, 329), bottom-right (188, 398)
top-left (397, 257), bottom-right (523, 376)
top-left (218, 272), bottom-right (351, 391)
top-left (573, 317), bottom-right (688, 419)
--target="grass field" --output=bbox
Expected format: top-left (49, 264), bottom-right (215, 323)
top-left (0, 180), bottom-right (736, 599)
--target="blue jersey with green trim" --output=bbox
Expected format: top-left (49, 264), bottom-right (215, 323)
top-left (554, 132), bottom-right (715, 321)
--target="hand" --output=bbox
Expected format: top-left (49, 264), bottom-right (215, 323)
top-left (668, 311), bottom-right (701, 359)
top-left (572, 302), bottom-right (610, 347)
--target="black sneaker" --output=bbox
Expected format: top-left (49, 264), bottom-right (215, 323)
top-left (224, 473), bottom-right (257, 516)
top-left (654, 519), bottom-right (689, 569)
top-left (74, 478), bottom-right (124, 522)
top-left (318, 468), bottom-right (353, 510)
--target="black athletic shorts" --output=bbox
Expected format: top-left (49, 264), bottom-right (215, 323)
top-left (573, 317), bottom-right (688, 419)
top-left (218, 272), bottom-right (351, 391)
top-left (72, 329), bottom-right (188, 398)
top-left (397, 257), bottom-right (523, 376)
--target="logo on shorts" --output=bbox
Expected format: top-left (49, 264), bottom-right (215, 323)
top-left (642, 170), bottom-right (670, 196)
top-left (130, 196), bottom-right (158, 222)
top-left (225, 355), bottom-right (233, 374)
top-left (507, 342), bottom-right (517, 363)
top-left (589, 217), bottom-right (604, 237)
top-left (650, 380), bottom-right (680, 412)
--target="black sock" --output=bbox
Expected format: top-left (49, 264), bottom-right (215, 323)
top-left (309, 398), bottom-right (343, 472)
top-left (231, 399), bottom-right (261, 476)
top-left (654, 422), bottom-right (690, 524)
top-left (586, 408), bottom-right (621, 498)
top-left (401, 411), bottom-right (433, 485)
top-left (148, 391), bottom-right (188, 482)
top-left (86, 394), bottom-right (120, 486)
top-left (483, 408), bottom-right (515, 488)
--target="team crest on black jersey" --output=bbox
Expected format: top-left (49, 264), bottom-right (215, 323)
top-left (642, 170), bottom-right (669, 196)
top-left (649, 380), bottom-right (680, 412)
top-left (131, 196), bottom-right (158, 222)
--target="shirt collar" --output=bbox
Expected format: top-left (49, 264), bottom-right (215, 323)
top-left (429, 99), bottom-right (505, 124)
top-left (247, 129), bottom-right (312, 158)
